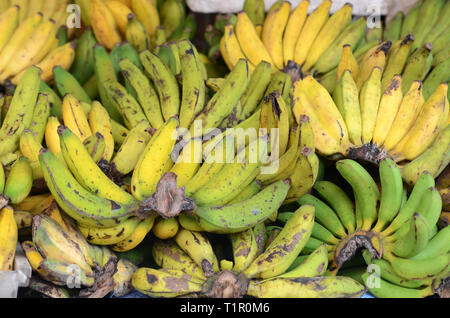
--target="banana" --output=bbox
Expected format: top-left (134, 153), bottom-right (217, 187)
top-left (192, 58), bottom-right (250, 133)
top-left (333, 69), bottom-right (362, 146)
top-left (383, 11), bottom-right (404, 43)
top-left (70, 27), bottom-right (96, 85)
top-left (381, 35), bottom-right (415, 92)
top-left (61, 94), bottom-right (92, 142)
top-left (0, 66), bottom-right (40, 157)
top-left (410, 224), bottom-right (450, 261)
top-left (39, 149), bottom-right (140, 228)
top-left (400, 0), bottom-right (421, 38)
top-left (422, 57), bottom-right (450, 100)
top-left (411, 0), bottom-right (446, 51)
top-left (84, 132), bottom-right (106, 164)
top-left (151, 238), bottom-right (206, 279)
top-left (160, 0), bottom-right (185, 39)
top-left (282, 0), bottom-right (309, 66)
top-left (356, 41), bottom-right (391, 91)
top-left (390, 83), bottom-right (448, 162)
top-left (247, 275), bottom-right (365, 298)
top-left (0, 18), bottom-right (56, 82)
top-left (152, 216), bottom-right (179, 240)
top-left (174, 229), bottom-right (220, 277)
top-left (20, 129), bottom-right (43, 164)
top-left (132, 267), bottom-right (203, 298)
top-left (106, 0), bottom-right (133, 35)
top-left (385, 252), bottom-right (449, 281)
top-left (59, 126), bottom-right (137, 207)
top-left (384, 80), bottom-right (425, 151)
top-left (238, 61), bottom-right (272, 121)
top-left (130, 0), bottom-right (159, 38)
top-left (37, 258), bottom-right (95, 287)
top-left (362, 272), bottom-right (433, 298)
top-left (293, 0), bottom-right (332, 67)
top-left (279, 244), bottom-right (328, 278)
top-left (261, 1), bottom-right (291, 70)
top-left (383, 171), bottom-right (436, 236)
top-left (0, 206), bottom-right (18, 271)
top-left (400, 124), bottom-right (450, 187)
top-left (415, 186), bottom-right (443, 232)
top-left (371, 158), bottom-right (404, 232)
top-left (109, 121), bottom-right (151, 177)
top-left (243, 204), bottom-right (315, 279)
top-left (235, 11), bottom-right (274, 69)
top-left (191, 137), bottom-right (264, 207)
top-left (78, 217), bottom-right (141, 246)
top-left (336, 44), bottom-right (359, 81)
top-left (125, 13), bottom-right (150, 53)
top-left (424, 0), bottom-right (450, 45)
top-left (303, 3), bottom-right (353, 72)
top-left (27, 93), bottom-right (51, 145)
top-left (0, 5), bottom-right (20, 54)
top-left (90, 0), bottom-right (121, 50)
top-left (131, 117), bottom-right (178, 201)
top-left (170, 137), bottom-right (203, 188)
top-left (292, 74), bottom-right (351, 156)
top-left (118, 59), bottom-right (163, 129)
top-left (336, 159), bottom-right (380, 231)
top-left (22, 240), bottom-right (46, 275)
top-left (54, 66), bottom-right (91, 105)
top-left (229, 228), bottom-right (259, 273)
top-left (88, 101), bottom-right (114, 162)
top-left (372, 75), bottom-right (404, 147)
top-left (93, 44), bottom-right (123, 124)
top-left (220, 24), bottom-right (255, 73)
top-left (225, 180), bottom-right (261, 205)
top-left (401, 43), bottom-right (434, 95)
top-left (359, 66), bottom-right (382, 144)
top-left (313, 180), bottom-right (356, 235)
top-left (111, 215), bottom-right (156, 252)
top-left (243, 0), bottom-right (265, 25)
top-left (139, 50), bottom-right (180, 122)
top-left (314, 17), bottom-right (367, 75)
top-left (178, 39), bottom-right (206, 129)
top-left (194, 179), bottom-right (290, 234)
top-left (112, 258), bottom-right (138, 297)
top-left (40, 81), bottom-right (62, 118)
top-left (32, 214), bottom-right (93, 276)
top-left (2, 157), bottom-right (33, 205)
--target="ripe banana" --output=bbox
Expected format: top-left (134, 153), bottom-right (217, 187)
top-left (0, 206), bottom-right (18, 271)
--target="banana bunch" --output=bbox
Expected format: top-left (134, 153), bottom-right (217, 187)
top-left (319, 0), bottom-right (450, 96)
top-left (0, 1), bottom-right (77, 85)
top-left (292, 65), bottom-right (450, 185)
top-left (132, 205), bottom-right (366, 298)
top-left (77, 0), bottom-right (194, 54)
top-left (285, 158), bottom-right (450, 298)
top-left (220, 0), bottom-right (367, 75)
top-left (21, 204), bottom-right (138, 298)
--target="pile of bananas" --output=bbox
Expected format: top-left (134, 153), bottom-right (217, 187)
top-left (132, 205), bottom-right (366, 298)
top-left (319, 0), bottom-right (450, 95)
top-left (291, 71), bottom-right (449, 186)
top-left (281, 158), bottom-right (449, 298)
top-left (219, 0), bottom-right (367, 75)
top-left (0, 1), bottom-right (77, 85)
top-left (75, 0), bottom-right (196, 52)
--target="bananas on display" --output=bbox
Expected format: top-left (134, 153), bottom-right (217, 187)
top-left (0, 1), bottom-right (76, 85)
top-left (132, 205), bottom-right (366, 298)
top-left (284, 158), bottom-right (450, 298)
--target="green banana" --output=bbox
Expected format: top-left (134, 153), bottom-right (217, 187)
top-left (383, 11), bottom-right (404, 43)
top-left (3, 157), bottom-right (33, 205)
top-left (278, 244), bottom-right (329, 278)
top-left (362, 272), bottom-right (433, 298)
top-left (422, 57), bottom-right (450, 99)
top-left (243, 0), bottom-right (266, 25)
top-left (160, 0), bottom-right (186, 39)
top-left (70, 27), bottom-right (96, 85)
top-left (401, 43), bottom-right (434, 94)
top-left (400, 0), bottom-right (422, 38)
top-left (391, 213), bottom-right (431, 258)
top-left (411, 0), bottom-right (446, 51)
top-left (53, 66), bottom-right (92, 105)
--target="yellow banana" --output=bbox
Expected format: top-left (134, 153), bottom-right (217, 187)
top-left (294, 0), bottom-right (332, 67)
top-left (152, 216), bottom-right (180, 240)
top-left (303, 3), bottom-right (353, 72)
top-left (384, 81), bottom-right (425, 151)
top-left (105, 0), bottom-right (133, 35)
top-left (336, 44), bottom-right (359, 82)
top-left (90, 0), bottom-right (122, 50)
top-left (390, 83), bottom-right (449, 161)
top-left (0, 206), bottom-right (18, 271)
top-left (62, 94), bottom-right (92, 142)
top-left (372, 75), bottom-right (404, 147)
top-left (262, 1), bottom-right (291, 70)
top-left (359, 67), bottom-right (382, 144)
top-left (131, 117), bottom-right (178, 201)
top-left (125, 13), bottom-right (150, 53)
top-left (88, 101), bottom-right (115, 162)
top-left (0, 18), bottom-right (55, 82)
top-left (130, 0), bottom-right (159, 37)
top-left (169, 137), bottom-right (203, 188)
top-left (111, 215), bottom-right (156, 252)
top-left (0, 11), bottom-right (43, 75)
top-left (235, 11), bottom-right (274, 69)
top-left (0, 5), bottom-right (20, 55)
top-left (3, 157), bottom-right (33, 205)
top-left (78, 217), bottom-right (141, 245)
top-left (220, 24), bottom-right (255, 72)
top-left (283, 0), bottom-right (310, 66)
top-left (356, 41), bottom-right (391, 91)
